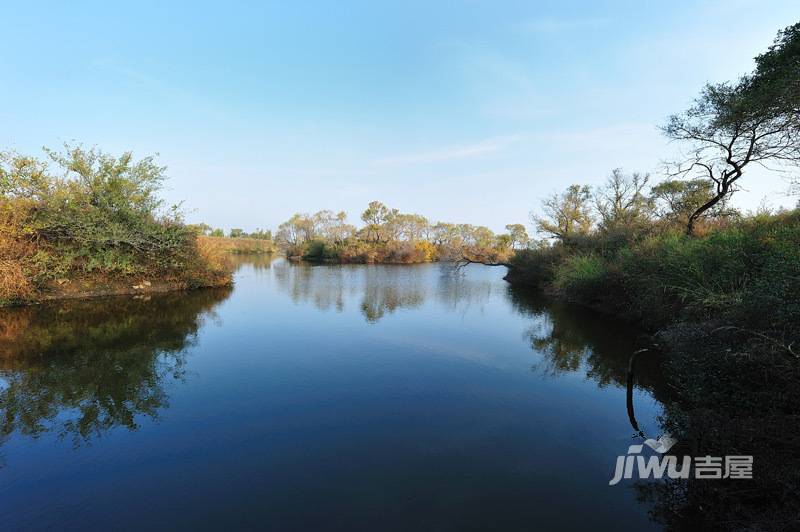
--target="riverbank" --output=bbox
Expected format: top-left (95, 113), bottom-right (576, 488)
top-left (502, 211), bottom-right (800, 530)
top-left (0, 242), bottom-right (232, 307)
top-left (199, 235), bottom-right (276, 255)
top-left (0, 146), bottom-right (232, 307)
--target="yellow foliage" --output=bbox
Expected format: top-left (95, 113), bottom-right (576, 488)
top-left (0, 259), bottom-right (33, 302)
top-left (414, 241), bottom-right (437, 262)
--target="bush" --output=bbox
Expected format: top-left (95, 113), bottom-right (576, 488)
top-left (552, 253), bottom-right (610, 303)
top-left (510, 209), bottom-right (800, 334)
top-left (0, 145), bottom-right (230, 303)
top-left (302, 239), bottom-right (341, 262)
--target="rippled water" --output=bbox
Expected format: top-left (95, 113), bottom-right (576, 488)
top-left (0, 257), bottom-right (666, 530)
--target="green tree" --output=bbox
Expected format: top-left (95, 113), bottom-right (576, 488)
top-left (534, 185), bottom-right (593, 241)
top-left (650, 179), bottom-right (733, 227)
top-left (662, 23), bottom-right (800, 234)
top-left (360, 201), bottom-right (397, 243)
top-left (187, 223), bottom-right (211, 236)
top-left (505, 223), bottom-right (529, 249)
top-left (749, 22), bottom-right (800, 126)
top-left (594, 169), bottom-right (653, 231)
top-left (248, 228), bottom-right (272, 240)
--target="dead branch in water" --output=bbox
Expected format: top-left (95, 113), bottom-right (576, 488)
top-left (453, 255), bottom-right (512, 272)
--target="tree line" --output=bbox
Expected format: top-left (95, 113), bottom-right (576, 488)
top-left (274, 201), bottom-right (528, 263)
top-left (534, 21), bottom-right (799, 242)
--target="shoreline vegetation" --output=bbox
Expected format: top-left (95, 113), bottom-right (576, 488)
top-left (271, 201), bottom-right (525, 265)
top-left (197, 235), bottom-right (276, 256)
top-left (500, 23), bottom-right (800, 530)
top-left (0, 145), bottom-right (231, 307)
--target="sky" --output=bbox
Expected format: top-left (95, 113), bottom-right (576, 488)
top-left (2, 0), bottom-right (798, 233)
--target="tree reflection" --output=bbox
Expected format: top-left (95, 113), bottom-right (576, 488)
top-left (507, 285), bottom-right (668, 403)
top-left (0, 287), bottom-right (231, 448)
top-left (272, 262), bottom-right (427, 322)
top-left (269, 259), bottom-right (667, 403)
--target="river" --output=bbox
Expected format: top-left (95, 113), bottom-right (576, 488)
top-left (0, 257), bottom-right (667, 530)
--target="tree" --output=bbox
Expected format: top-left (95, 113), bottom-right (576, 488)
top-left (43, 144), bottom-right (168, 219)
top-left (663, 23), bottom-right (800, 234)
top-left (209, 228), bottom-right (224, 237)
top-left (749, 22), bottom-right (800, 194)
top-left (324, 211), bottom-right (355, 244)
top-left (248, 228), bottom-right (272, 240)
top-left (650, 179), bottom-right (733, 228)
top-left (505, 224), bottom-right (529, 249)
top-left (187, 223), bottom-right (212, 236)
top-left (750, 22), bottom-right (800, 128)
top-left (594, 169), bottom-right (653, 231)
top-left (276, 213), bottom-right (312, 247)
top-left (229, 228), bottom-right (244, 238)
top-left (495, 233), bottom-right (513, 250)
top-left (534, 185), bottom-right (593, 241)
top-left (431, 222), bottom-right (459, 248)
top-left (360, 201), bottom-right (397, 243)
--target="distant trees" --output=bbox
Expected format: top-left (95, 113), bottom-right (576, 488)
top-left (360, 201), bottom-right (396, 243)
top-left (276, 211), bottom-right (354, 251)
top-left (187, 223), bottom-right (212, 236)
top-left (275, 201), bottom-right (524, 263)
top-left (248, 228), bottom-right (272, 240)
top-left (196, 226), bottom-right (273, 240)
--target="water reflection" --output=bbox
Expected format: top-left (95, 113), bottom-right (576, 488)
top-left (0, 260), bottom-right (664, 458)
top-left (272, 262), bottom-right (428, 322)
top-left (0, 287), bottom-right (231, 449)
top-left (267, 258), bottom-right (665, 401)
top-left (0, 260), bottom-right (666, 530)
top-left (507, 286), bottom-right (667, 403)
top-left (271, 261), bottom-right (504, 323)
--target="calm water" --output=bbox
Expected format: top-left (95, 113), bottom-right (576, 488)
top-left (0, 257), bottom-right (667, 531)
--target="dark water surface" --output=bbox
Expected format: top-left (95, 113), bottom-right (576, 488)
top-left (0, 257), bottom-right (666, 530)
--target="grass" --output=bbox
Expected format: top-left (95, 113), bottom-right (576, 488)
top-left (198, 235), bottom-right (276, 256)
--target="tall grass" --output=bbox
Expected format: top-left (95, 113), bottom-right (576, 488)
top-left (198, 235), bottom-right (275, 255)
top-left (510, 210), bottom-right (800, 332)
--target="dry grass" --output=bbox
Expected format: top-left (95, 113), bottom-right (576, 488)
top-left (0, 259), bottom-right (33, 302)
top-left (198, 236), bottom-right (275, 255)
top-left (0, 202), bottom-right (36, 302)
top-left (196, 236), bottom-right (233, 274)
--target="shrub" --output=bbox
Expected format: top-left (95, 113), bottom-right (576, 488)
top-left (0, 145), bottom-right (230, 303)
top-left (510, 209), bottom-right (800, 333)
top-left (552, 253), bottom-right (609, 302)
top-left (302, 239), bottom-right (340, 262)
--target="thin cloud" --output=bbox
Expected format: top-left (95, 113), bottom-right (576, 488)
top-left (373, 135), bottom-right (523, 166)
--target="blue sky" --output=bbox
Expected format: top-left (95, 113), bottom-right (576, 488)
top-left (2, 0), bottom-right (798, 232)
